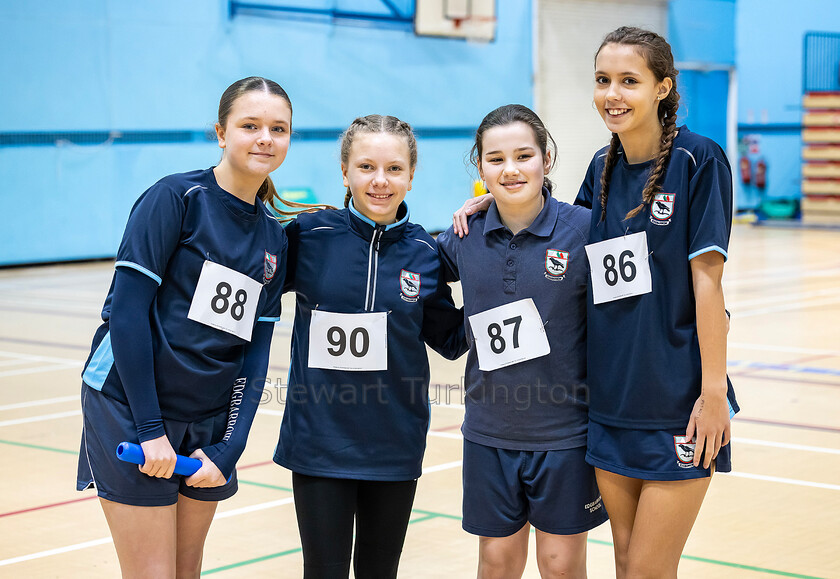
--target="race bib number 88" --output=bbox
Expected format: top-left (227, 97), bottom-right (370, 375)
top-left (187, 261), bottom-right (262, 341)
top-left (585, 232), bottom-right (652, 305)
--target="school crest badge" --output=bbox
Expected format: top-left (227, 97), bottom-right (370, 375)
top-left (673, 435), bottom-right (695, 467)
top-left (545, 249), bottom-right (568, 280)
top-left (650, 193), bottom-right (675, 225)
top-left (400, 269), bottom-right (420, 302)
top-left (264, 251), bottom-right (277, 284)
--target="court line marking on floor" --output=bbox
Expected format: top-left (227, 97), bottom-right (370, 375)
top-left (734, 416), bottom-right (840, 434)
top-left (0, 395), bottom-right (78, 412)
top-left (728, 360), bottom-right (840, 377)
top-left (0, 363), bottom-right (82, 378)
top-left (0, 460), bottom-right (463, 568)
top-left (720, 472), bottom-right (840, 491)
top-left (729, 286), bottom-right (840, 309)
top-left (0, 538), bottom-right (114, 568)
top-left (732, 437), bottom-right (840, 455)
top-left (0, 350), bottom-right (85, 365)
top-left (0, 337), bottom-right (89, 351)
top-left (0, 359), bottom-right (34, 368)
top-left (0, 410), bottom-right (80, 428)
top-left (734, 295), bottom-right (840, 318)
top-left (0, 448), bottom-right (829, 578)
top-left (729, 343), bottom-right (840, 357)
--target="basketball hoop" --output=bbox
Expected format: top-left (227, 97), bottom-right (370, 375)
top-left (414, 0), bottom-right (496, 42)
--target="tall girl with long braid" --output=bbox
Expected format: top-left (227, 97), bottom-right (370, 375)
top-left (575, 27), bottom-right (738, 576)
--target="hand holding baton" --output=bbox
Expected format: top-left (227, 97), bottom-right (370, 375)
top-left (116, 441), bottom-right (202, 476)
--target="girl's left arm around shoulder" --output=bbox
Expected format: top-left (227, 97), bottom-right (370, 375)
top-left (685, 250), bottom-right (731, 468)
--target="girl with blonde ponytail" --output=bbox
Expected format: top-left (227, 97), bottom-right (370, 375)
top-left (576, 26), bottom-right (738, 577)
top-left (274, 114), bottom-right (465, 578)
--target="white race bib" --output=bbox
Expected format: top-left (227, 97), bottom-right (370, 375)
top-left (585, 231), bottom-right (653, 305)
top-left (308, 310), bottom-right (388, 371)
top-left (187, 260), bottom-right (263, 341)
top-left (468, 298), bottom-right (550, 372)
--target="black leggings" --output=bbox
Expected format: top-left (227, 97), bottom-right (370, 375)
top-left (292, 472), bottom-right (418, 579)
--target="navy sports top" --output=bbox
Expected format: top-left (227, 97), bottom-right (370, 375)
top-left (273, 201), bottom-right (466, 481)
top-left (437, 192), bottom-right (591, 451)
top-left (82, 168), bottom-right (287, 427)
top-left (575, 126), bottom-right (738, 429)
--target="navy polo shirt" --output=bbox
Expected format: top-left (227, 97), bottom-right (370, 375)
top-left (437, 192), bottom-right (591, 451)
top-left (81, 168), bottom-right (287, 423)
top-left (575, 126), bottom-right (737, 429)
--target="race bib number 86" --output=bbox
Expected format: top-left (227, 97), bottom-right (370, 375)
top-left (585, 232), bottom-right (652, 305)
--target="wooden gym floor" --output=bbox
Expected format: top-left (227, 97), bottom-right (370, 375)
top-left (0, 222), bottom-right (838, 578)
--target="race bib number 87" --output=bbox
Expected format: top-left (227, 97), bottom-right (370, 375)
top-left (585, 232), bottom-right (652, 305)
top-left (468, 298), bottom-right (550, 372)
top-left (187, 261), bottom-right (262, 341)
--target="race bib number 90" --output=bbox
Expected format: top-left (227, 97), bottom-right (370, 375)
top-left (187, 260), bottom-right (263, 341)
top-left (468, 298), bottom-right (550, 372)
top-left (308, 310), bottom-right (388, 371)
top-left (585, 232), bottom-right (653, 305)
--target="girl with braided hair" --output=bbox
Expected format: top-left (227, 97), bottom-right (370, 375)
top-left (273, 114), bottom-right (466, 578)
top-left (453, 26), bottom-right (737, 577)
top-left (574, 26), bottom-right (738, 577)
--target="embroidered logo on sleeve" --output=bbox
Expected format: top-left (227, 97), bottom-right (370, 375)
top-left (400, 269), bottom-right (420, 302)
top-left (545, 249), bottom-right (569, 280)
top-left (264, 251), bottom-right (277, 285)
top-left (650, 193), bottom-right (675, 225)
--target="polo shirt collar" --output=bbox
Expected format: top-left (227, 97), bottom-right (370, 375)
top-left (483, 188), bottom-right (556, 238)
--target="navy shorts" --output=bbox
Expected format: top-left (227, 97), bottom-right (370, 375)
top-left (586, 420), bottom-right (732, 481)
top-left (77, 385), bottom-right (238, 506)
top-left (462, 439), bottom-right (608, 537)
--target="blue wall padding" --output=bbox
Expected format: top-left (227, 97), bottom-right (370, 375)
top-left (0, 1), bottom-right (531, 264)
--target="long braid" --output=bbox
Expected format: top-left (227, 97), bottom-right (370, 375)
top-left (625, 97), bottom-right (678, 220)
top-left (595, 26), bottom-right (681, 221)
top-left (598, 132), bottom-right (621, 223)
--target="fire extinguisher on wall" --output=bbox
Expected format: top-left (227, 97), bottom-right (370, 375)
top-left (739, 155), bottom-right (752, 185)
top-left (755, 157), bottom-right (767, 190)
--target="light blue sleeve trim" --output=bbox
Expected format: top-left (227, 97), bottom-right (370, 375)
top-left (257, 316), bottom-right (281, 323)
top-left (82, 331), bottom-right (114, 391)
top-left (688, 245), bottom-right (728, 262)
top-left (115, 261), bottom-right (163, 285)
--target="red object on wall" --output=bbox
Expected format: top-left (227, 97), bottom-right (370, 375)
top-left (755, 158), bottom-right (767, 189)
top-left (739, 156), bottom-right (752, 185)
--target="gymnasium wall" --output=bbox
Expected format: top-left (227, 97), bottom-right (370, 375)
top-left (668, 0), bottom-right (735, 184)
top-left (735, 0), bottom-right (840, 208)
top-left (0, 0), bottom-right (532, 265)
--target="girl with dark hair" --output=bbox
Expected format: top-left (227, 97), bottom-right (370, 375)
top-left (578, 26), bottom-right (737, 577)
top-left (454, 27), bottom-right (738, 577)
top-left (76, 76), bottom-right (293, 577)
top-left (438, 104), bottom-right (606, 578)
top-left (273, 114), bottom-right (466, 579)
